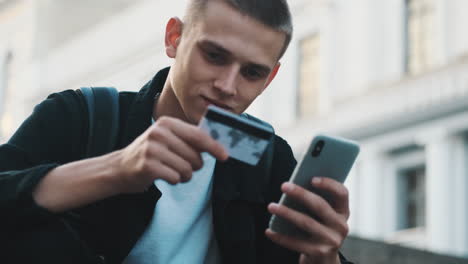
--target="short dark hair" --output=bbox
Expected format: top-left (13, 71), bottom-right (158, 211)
top-left (184, 0), bottom-right (293, 59)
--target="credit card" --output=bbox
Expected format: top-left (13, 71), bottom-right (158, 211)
top-left (199, 105), bottom-right (274, 166)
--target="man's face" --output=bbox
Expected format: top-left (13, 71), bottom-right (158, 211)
top-left (167, 0), bottom-right (286, 124)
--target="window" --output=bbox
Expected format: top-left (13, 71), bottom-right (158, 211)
top-left (405, 0), bottom-right (435, 75)
top-left (297, 34), bottom-right (320, 118)
top-left (398, 165), bottom-right (426, 229)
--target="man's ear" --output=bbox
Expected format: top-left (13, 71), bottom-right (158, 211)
top-left (165, 17), bottom-right (183, 58)
top-left (261, 62), bottom-right (281, 93)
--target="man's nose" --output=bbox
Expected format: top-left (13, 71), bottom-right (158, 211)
top-left (213, 66), bottom-right (239, 96)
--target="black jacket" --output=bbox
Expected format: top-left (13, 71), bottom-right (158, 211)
top-left (0, 68), bottom-right (351, 264)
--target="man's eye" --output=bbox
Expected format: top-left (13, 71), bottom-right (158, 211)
top-left (242, 67), bottom-right (263, 80)
top-left (204, 51), bottom-right (225, 64)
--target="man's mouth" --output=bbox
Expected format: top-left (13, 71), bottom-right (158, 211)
top-left (201, 96), bottom-right (232, 111)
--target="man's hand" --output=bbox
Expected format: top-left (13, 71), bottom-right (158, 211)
top-left (114, 116), bottom-right (228, 193)
top-left (33, 116), bottom-right (228, 212)
top-left (265, 177), bottom-right (350, 264)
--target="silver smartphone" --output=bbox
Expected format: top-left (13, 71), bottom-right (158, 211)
top-left (268, 134), bottom-right (360, 237)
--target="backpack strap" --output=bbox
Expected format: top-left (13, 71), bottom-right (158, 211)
top-left (80, 87), bottom-right (120, 158)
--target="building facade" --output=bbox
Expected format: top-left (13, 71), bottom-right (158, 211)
top-left (1, 0), bottom-right (467, 260)
top-left (278, 0), bottom-right (468, 259)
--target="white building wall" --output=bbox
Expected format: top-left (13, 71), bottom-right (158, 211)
top-left (0, 0), bottom-right (36, 140)
top-left (425, 133), bottom-right (468, 255)
top-left (0, 52), bottom-right (7, 141)
top-left (424, 134), bottom-right (452, 253)
top-left (36, 0), bottom-right (188, 96)
top-left (351, 148), bottom-right (387, 239)
top-left (378, 0), bottom-right (407, 83)
top-left (448, 134), bottom-right (468, 256)
top-left (444, 0), bottom-right (468, 62)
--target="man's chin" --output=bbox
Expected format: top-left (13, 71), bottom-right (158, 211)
top-left (186, 112), bottom-right (203, 125)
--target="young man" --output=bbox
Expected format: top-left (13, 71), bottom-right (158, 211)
top-left (0, 0), bottom-right (352, 263)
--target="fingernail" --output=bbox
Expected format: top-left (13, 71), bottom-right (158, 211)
top-left (269, 203), bottom-right (280, 210)
top-left (283, 182), bottom-right (294, 192)
top-left (312, 177), bottom-right (322, 185)
top-left (219, 151), bottom-right (229, 161)
top-left (222, 150), bottom-right (229, 160)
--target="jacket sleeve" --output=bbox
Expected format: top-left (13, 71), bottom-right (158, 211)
top-left (256, 136), bottom-right (354, 264)
top-left (0, 90), bottom-right (87, 231)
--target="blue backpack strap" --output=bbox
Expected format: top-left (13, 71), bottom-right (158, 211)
top-left (80, 87), bottom-right (120, 158)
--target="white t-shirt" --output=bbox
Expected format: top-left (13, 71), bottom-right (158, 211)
top-left (123, 152), bottom-right (220, 264)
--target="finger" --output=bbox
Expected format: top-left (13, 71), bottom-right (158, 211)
top-left (156, 117), bottom-right (228, 161)
top-left (265, 228), bottom-right (312, 255)
top-left (281, 182), bottom-right (345, 229)
top-left (147, 160), bottom-right (182, 185)
top-left (148, 142), bottom-right (194, 182)
top-left (268, 203), bottom-right (336, 242)
top-left (148, 126), bottom-right (204, 171)
top-left (312, 177), bottom-right (350, 218)
top-left (265, 229), bottom-right (338, 258)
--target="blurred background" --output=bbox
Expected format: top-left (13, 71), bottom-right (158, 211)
top-left (1, 0), bottom-right (468, 263)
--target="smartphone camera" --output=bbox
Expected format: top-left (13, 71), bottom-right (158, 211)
top-left (311, 140), bottom-right (325, 157)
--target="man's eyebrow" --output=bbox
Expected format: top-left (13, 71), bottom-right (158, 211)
top-left (198, 40), bottom-right (231, 55)
top-left (198, 40), bottom-right (272, 73)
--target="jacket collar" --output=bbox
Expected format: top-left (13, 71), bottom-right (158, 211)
top-left (121, 67), bottom-right (169, 146)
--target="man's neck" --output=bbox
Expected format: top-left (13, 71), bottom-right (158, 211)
top-left (153, 73), bottom-right (189, 124)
